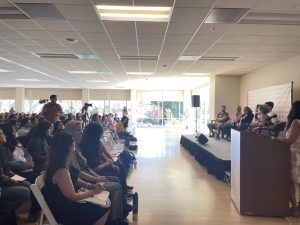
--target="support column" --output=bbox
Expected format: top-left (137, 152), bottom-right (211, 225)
top-left (130, 89), bottom-right (137, 125)
top-left (82, 89), bottom-right (90, 106)
top-left (15, 87), bottom-right (25, 112)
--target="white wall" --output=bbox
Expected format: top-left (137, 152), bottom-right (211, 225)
top-left (240, 55), bottom-right (300, 107)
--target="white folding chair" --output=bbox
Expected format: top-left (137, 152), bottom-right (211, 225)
top-left (30, 175), bottom-right (61, 225)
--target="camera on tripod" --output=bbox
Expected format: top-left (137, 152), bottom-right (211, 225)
top-left (39, 99), bottom-right (49, 104)
top-left (82, 103), bottom-right (92, 112)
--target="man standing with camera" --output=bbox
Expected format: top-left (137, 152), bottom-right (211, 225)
top-left (42, 95), bottom-right (63, 123)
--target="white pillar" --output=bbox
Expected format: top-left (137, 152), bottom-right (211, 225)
top-left (82, 89), bottom-right (90, 106)
top-left (15, 87), bottom-right (25, 112)
top-left (130, 89), bottom-right (137, 125)
top-left (209, 75), bottom-right (216, 119)
top-left (183, 90), bottom-right (193, 131)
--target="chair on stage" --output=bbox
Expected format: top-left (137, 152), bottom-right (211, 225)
top-left (30, 175), bottom-right (61, 225)
top-left (270, 122), bottom-right (286, 137)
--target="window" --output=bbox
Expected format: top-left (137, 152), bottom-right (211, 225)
top-left (136, 91), bottom-right (184, 128)
top-left (89, 100), bottom-right (105, 115)
top-left (0, 100), bottom-right (15, 113)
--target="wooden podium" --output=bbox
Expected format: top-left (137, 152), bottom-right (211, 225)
top-left (231, 129), bottom-right (290, 217)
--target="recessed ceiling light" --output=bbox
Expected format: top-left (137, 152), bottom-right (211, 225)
top-left (127, 72), bottom-right (153, 75)
top-left (178, 56), bottom-right (201, 61)
top-left (86, 80), bottom-right (109, 83)
top-left (66, 38), bottom-right (78, 43)
top-left (68, 71), bottom-right (98, 74)
top-left (15, 79), bottom-right (41, 82)
top-left (95, 5), bottom-right (172, 22)
top-left (182, 73), bottom-right (211, 76)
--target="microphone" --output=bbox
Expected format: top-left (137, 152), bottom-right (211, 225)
top-left (266, 114), bottom-right (277, 121)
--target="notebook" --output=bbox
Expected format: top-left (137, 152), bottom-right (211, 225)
top-left (79, 191), bottom-right (110, 208)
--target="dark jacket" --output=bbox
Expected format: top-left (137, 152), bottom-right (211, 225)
top-left (27, 138), bottom-right (48, 174)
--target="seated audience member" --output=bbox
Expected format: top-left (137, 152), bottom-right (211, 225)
top-left (0, 128), bottom-right (30, 211)
top-left (108, 113), bottom-right (116, 129)
top-left (65, 121), bottom-right (130, 224)
top-left (18, 117), bottom-right (31, 137)
top-left (7, 119), bottom-right (19, 137)
top-left (265, 101), bottom-right (278, 124)
top-left (116, 116), bottom-right (138, 147)
top-left (42, 132), bottom-right (110, 225)
top-left (253, 104), bottom-right (261, 122)
top-left (91, 113), bottom-right (101, 123)
top-left (237, 106), bottom-right (254, 130)
top-left (221, 106), bottom-right (243, 139)
top-left (76, 113), bottom-right (83, 121)
top-left (52, 120), bottom-right (64, 135)
top-left (0, 123), bottom-right (34, 175)
top-left (207, 105), bottom-right (229, 138)
top-left (114, 114), bottom-right (120, 123)
top-left (79, 123), bottom-right (132, 195)
top-left (27, 120), bottom-right (52, 177)
top-left (101, 115), bottom-right (109, 129)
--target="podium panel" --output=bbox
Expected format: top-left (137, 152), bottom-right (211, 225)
top-left (231, 129), bottom-right (290, 217)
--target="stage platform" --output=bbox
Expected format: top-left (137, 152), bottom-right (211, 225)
top-left (180, 134), bottom-right (231, 181)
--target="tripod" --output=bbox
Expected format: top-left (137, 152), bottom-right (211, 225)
top-left (194, 107), bottom-right (200, 136)
top-left (81, 107), bottom-right (90, 128)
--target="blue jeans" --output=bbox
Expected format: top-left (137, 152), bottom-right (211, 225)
top-left (1, 186), bottom-right (30, 210)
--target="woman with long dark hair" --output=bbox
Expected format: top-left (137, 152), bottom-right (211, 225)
top-left (27, 120), bottom-right (52, 175)
top-left (78, 123), bottom-right (132, 195)
top-left (271, 101), bottom-right (300, 217)
top-left (42, 132), bottom-right (109, 225)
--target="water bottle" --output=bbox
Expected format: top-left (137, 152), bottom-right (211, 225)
top-left (133, 192), bottom-right (138, 214)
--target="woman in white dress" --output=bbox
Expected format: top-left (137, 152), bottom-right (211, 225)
top-left (272, 101), bottom-right (300, 217)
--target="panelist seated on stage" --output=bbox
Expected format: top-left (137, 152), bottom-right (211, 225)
top-left (221, 106), bottom-right (243, 139)
top-left (207, 105), bottom-right (229, 138)
top-left (251, 104), bottom-right (270, 130)
top-left (234, 106), bottom-right (254, 131)
top-left (265, 101), bottom-right (278, 124)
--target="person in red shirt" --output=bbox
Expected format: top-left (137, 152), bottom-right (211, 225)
top-left (42, 95), bottom-right (63, 123)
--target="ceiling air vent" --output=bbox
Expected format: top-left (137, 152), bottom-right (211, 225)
top-left (15, 3), bottom-right (64, 20)
top-left (239, 12), bottom-right (300, 25)
top-left (119, 55), bottom-right (158, 61)
top-left (205, 8), bottom-right (250, 24)
top-left (35, 53), bottom-right (79, 59)
top-left (0, 6), bottom-right (29, 19)
top-left (199, 56), bottom-right (240, 61)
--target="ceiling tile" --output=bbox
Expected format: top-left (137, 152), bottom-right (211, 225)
top-left (104, 21), bottom-right (135, 33)
top-left (171, 7), bottom-right (210, 23)
top-left (1, 19), bottom-right (41, 31)
top-left (215, 0), bottom-right (260, 8)
top-left (35, 19), bottom-right (74, 31)
top-left (136, 22), bottom-right (167, 34)
top-left (175, 0), bottom-right (215, 8)
top-left (56, 4), bottom-right (99, 20)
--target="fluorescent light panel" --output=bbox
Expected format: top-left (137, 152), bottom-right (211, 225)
top-left (86, 80), bottom-right (109, 83)
top-left (96, 5), bottom-right (172, 22)
top-left (0, 69), bottom-right (10, 72)
top-left (127, 72), bottom-right (153, 75)
top-left (15, 79), bottom-right (41, 81)
top-left (178, 56), bottom-right (201, 61)
top-left (68, 71), bottom-right (98, 74)
top-left (182, 73), bottom-right (211, 76)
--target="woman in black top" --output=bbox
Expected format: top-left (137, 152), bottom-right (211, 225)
top-left (27, 120), bottom-right (52, 176)
top-left (42, 132), bottom-right (110, 225)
